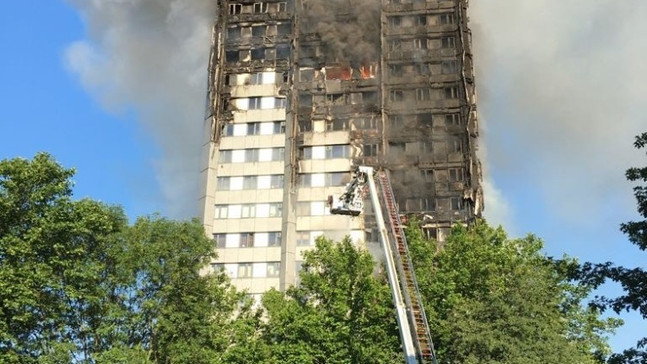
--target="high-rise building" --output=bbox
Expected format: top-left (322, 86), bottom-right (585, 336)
top-left (199, 0), bottom-right (483, 297)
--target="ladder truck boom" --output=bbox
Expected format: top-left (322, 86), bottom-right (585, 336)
top-left (329, 166), bottom-right (438, 364)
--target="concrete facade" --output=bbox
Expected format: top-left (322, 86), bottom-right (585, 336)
top-left (199, 0), bottom-right (482, 296)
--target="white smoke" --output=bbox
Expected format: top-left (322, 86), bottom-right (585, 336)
top-left (64, 0), bottom-right (216, 218)
top-left (470, 0), bottom-right (647, 227)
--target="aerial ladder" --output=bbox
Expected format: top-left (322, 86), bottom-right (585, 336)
top-left (329, 166), bottom-right (438, 364)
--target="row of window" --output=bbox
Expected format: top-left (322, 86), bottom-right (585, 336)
top-left (226, 23), bottom-right (291, 42)
top-left (219, 148), bottom-right (284, 163)
top-left (213, 261), bottom-right (281, 279)
top-left (298, 172), bottom-right (349, 188)
top-left (393, 168), bottom-right (465, 184)
top-left (403, 196), bottom-right (463, 212)
top-left (225, 71), bottom-right (281, 86)
top-left (388, 138), bottom-right (463, 154)
top-left (298, 91), bottom-right (378, 107)
top-left (296, 201), bottom-right (331, 216)
top-left (229, 2), bottom-right (287, 15)
top-left (299, 145), bottom-right (350, 159)
top-left (388, 60), bottom-right (458, 77)
top-left (388, 37), bottom-right (455, 52)
top-left (214, 203), bottom-right (282, 219)
top-left (388, 113), bottom-right (462, 127)
top-left (216, 174), bottom-right (284, 191)
top-left (214, 232), bottom-right (282, 248)
top-left (232, 96), bottom-right (287, 110)
top-left (387, 13), bottom-right (455, 27)
top-left (389, 86), bottom-right (459, 102)
top-left (223, 121), bottom-right (285, 137)
top-left (297, 117), bottom-right (378, 133)
top-left (225, 45), bottom-right (290, 63)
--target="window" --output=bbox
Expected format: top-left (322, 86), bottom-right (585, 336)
top-left (444, 86), bottom-right (459, 99)
top-left (450, 197), bottom-right (462, 210)
top-left (267, 262), bottom-right (280, 277)
top-left (223, 124), bottom-right (234, 136)
top-left (272, 148), bottom-right (284, 161)
top-left (215, 205), bottom-right (228, 219)
top-left (211, 263), bottom-right (224, 272)
top-left (327, 172), bottom-right (347, 186)
top-left (388, 64), bottom-right (403, 77)
top-left (238, 263), bottom-right (253, 278)
top-left (241, 204), bottom-right (256, 218)
top-left (274, 98), bottom-right (287, 109)
top-left (449, 168), bottom-right (464, 182)
top-left (421, 169), bottom-right (434, 182)
top-left (251, 48), bottom-right (265, 60)
top-left (326, 119), bottom-right (349, 131)
top-left (445, 113), bottom-right (460, 126)
top-left (442, 37), bottom-right (456, 48)
top-left (300, 146), bottom-right (312, 159)
top-left (442, 60), bottom-right (459, 74)
top-left (296, 202), bottom-right (311, 216)
top-left (253, 2), bottom-right (268, 13)
top-left (422, 198), bottom-right (436, 211)
top-left (219, 150), bottom-right (232, 163)
top-left (299, 119), bottom-right (312, 132)
top-left (416, 15), bottom-right (427, 26)
top-left (364, 144), bottom-right (379, 157)
top-left (226, 50), bottom-right (239, 63)
top-left (268, 232), bottom-right (282, 246)
top-left (249, 97), bottom-right (262, 109)
top-left (245, 148), bottom-right (259, 162)
top-left (240, 233), bottom-right (255, 248)
top-left (326, 145), bottom-right (350, 158)
top-left (216, 177), bottom-right (229, 190)
top-left (388, 40), bottom-right (401, 52)
top-left (390, 90), bottom-right (404, 102)
top-left (243, 176), bottom-right (257, 189)
top-left (326, 93), bottom-right (345, 104)
top-left (298, 174), bottom-right (311, 187)
top-left (274, 121), bottom-right (286, 134)
top-left (388, 16), bottom-right (401, 27)
top-left (296, 231), bottom-right (310, 246)
top-left (277, 2), bottom-right (287, 12)
top-left (252, 25), bottom-right (265, 37)
top-left (227, 27), bottom-right (240, 41)
top-left (229, 4), bottom-right (242, 14)
top-left (269, 203), bottom-right (282, 217)
top-left (416, 63), bottom-right (430, 75)
top-left (450, 138), bottom-right (463, 153)
top-left (413, 38), bottom-right (427, 50)
top-left (247, 122), bottom-right (261, 135)
top-left (214, 234), bottom-right (226, 248)
top-left (355, 117), bottom-right (377, 130)
top-left (249, 73), bottom-right (263, 85)
top-left (439, 13), bottom-right (455, 25)
top-left (276, 44), bottom-right (290, 59)
top-left (277, 22), bottom-right (291, 35)
top-left (416, 88), bottom-right (431, 101)
top-left (270, 174), bottom-right (284, 188)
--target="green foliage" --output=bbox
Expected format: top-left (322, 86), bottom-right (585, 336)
top-left (579, 132), bottom-right (647, 363)
top-left (0, 153), bottom-right (259, 363)
top-left (260, 237), bottom-right (402, 363)
top-left (406, 218), bottom-right (619, 364)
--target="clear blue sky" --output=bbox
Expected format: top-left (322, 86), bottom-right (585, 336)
top-left (1, 0), bottom-right (644, 354)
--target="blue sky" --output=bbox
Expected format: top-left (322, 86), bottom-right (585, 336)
top-left (1, 0), bottom-right (645, 354)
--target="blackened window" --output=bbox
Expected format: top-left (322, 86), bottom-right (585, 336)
top-left (276, 44), bottom-right (290, 59)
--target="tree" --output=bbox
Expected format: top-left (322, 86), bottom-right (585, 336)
top-left (579, 132), bottom-right (647, 363)
top-left (0, 153), bottom-right (258, 363)
top-left (406, 219), bottom-right (619, 364)
top-left (260, 236), bottom-right (402, 363)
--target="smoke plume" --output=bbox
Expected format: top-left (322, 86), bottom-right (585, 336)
top-left (64, 0), bottom-right (216, 218)
top-left (470, 0), bottom-right (647, 227)
top-left (300, 0), bottom-right (381, 63)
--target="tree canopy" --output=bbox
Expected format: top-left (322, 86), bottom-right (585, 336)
top-left (406, 219), bottom-right (619, 364)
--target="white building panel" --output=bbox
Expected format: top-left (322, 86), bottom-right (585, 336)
top-left (225, 264), bottom-right (237, 278)
top-left (258, 148), bottom-right (273, 162)
top-left (232, 150), bottom-right (245, 163)
top-left (260, 122), bottom-right (274, 135)
top-left (261, 97), bottom-right (275, 109)
top-left (228, 204), bottom-right (242, 219)
top-left (230, 176), bottom-right (244, 190)
top-left (256, 203), bottom-right (270, 217)
top-left (255, 233), bottom-right (269, 247)
top-left (311, 173), bottom-right (325, 187)
top-left (234, 98), bottom-right (249, 110)
top-left (262, 72), bottom-right (276, 84)
top-left (311, 201), bottom-right (325, 216)
top-left (312, 146), bottom-right (325, 159)
top-left (233, 124), bottom-right (246, 136)
top-left (257, 175), bottom-right (271, 189)
top-left (253, 263), bottom-right (267, 278)
top-left (226, 233), bottom-right (239, 248)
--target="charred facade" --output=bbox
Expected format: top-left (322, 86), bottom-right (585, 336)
top-left (200, 0), bottom-right (483, 295)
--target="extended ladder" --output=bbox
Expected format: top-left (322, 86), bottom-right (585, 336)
top-left (333, 166), bottom-right (437, 364)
